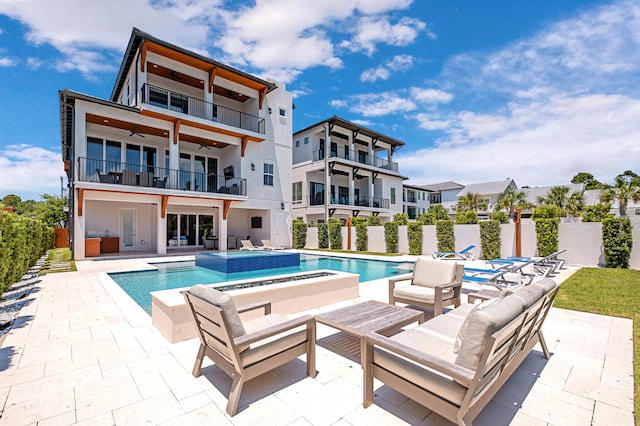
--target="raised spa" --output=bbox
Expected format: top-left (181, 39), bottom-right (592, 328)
top-left (195, 250), bottom-right (301, 273)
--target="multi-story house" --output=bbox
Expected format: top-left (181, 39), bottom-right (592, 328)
top-left (420, 181), bottom-right (465, 217)
top-left (456, 179), bottom-right (517, 218)
top-left (402, 184), bottom-right (431, 219)
top-left (291, 117), bottom-right (406, 223)
top-left (60, 28), bottom-right (292, 259)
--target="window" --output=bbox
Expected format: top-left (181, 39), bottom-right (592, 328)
top-left (295, 140), bottom-right (300, 147)
top-left (263, 163), bottom-right (274, 186)
top-left (292, 182), bottom-right (302, 203)
top-left (279, 107), bottom-right (286, 117)
top-left (304, 137), bottom-right (309, 144)
top-left (430, 192), bottom-right (442, 204)
top-left (310, 182), bottom-right (324, 205)
top-left (391, 187), bottom-right (396, 204)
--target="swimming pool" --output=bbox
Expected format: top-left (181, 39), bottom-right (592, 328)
top-left (110, 254), bottom-right (412, 314)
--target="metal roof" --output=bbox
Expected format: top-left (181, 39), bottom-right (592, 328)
top-left (293, 116), bottom-right (406, 149)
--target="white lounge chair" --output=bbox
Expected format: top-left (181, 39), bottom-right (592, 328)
top-left (432, 244), bottom-right (476, 261)
top-left (239, 239), bottom-right (264, 251)
top-left (261, 240), bottom-right (284, 251)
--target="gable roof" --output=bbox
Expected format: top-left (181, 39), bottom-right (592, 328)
top-left (457, 179), bottom-right (516, 197)
top-left (522, 183), bottom-right (586, 203)
top-left (420, 181), bottom-right (464, 192)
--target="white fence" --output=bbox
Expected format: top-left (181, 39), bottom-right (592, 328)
top-left (304, 221), bottom-right (640, 268)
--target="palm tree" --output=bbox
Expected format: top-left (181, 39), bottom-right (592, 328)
top-left (536, 186), bottom-right (585, 217)
top-left (494, 189), bottom-right (534, 218)
top-left (457, 192), bottom-right (488, 212)
top-left (601, 174), bottom-right (640, 216)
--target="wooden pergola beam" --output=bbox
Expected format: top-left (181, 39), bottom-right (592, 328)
top-left (161, 195), bottom-right (169, 219)
top-left (77, 188), bottom-right (84, 217)
top-left (223, 200), bottom-right (232, 219)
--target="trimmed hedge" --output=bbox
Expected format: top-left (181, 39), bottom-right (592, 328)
top-left (327, 218), bottom-right (342, 249)
top-left (0, 211), bottom-right (53, 295)
top-left (384, 222), bottom-right (398, 253)
top-left (317, 223), bottom-right (329, 249)
top-left (436, 220), bottom-right (455, 252)
top-left (479, 220), bottom-right (501, 260)
top-left (602, 218), bottom-right (633, 268)
top-left (534, 218), bottom-right (559, 257)
top-left (408, 222), bottom-right (423, 255)
top-left (354, 218), bottom-right (368, 251)
top-left (292, 219), bottom-right (307, 249)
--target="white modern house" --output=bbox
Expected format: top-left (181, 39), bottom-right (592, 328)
top-left (457, 178), bottom-right (517, 218)
top-left (402, 184), bottom-right (431, 219)
top-left (420, 181), bottom-right (465, 216)
top-left (291, 117), bottom-right (407, 223)
top-left (60, 28), bottom-right (293, 259)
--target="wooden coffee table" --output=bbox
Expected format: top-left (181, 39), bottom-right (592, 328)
top-left (315, 300), bottom-right (425, 365)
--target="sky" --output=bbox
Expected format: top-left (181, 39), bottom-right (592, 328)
top-left (1, 0), bottom-right (639, 201)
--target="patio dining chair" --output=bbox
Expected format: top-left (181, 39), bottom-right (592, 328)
top-left (182, 285), bottom-right (316, 416)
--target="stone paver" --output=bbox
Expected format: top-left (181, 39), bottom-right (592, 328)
top-left (0, 256), bottom-right (634, 425)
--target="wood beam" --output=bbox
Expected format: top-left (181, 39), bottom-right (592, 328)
top-left (208, 67), bottom-right (217, 94)
top-left (161, 195), bottom-right (169, 219)
top-left (258, 87), bottom-right (268, 109)
top-left (173, 119), bottom-right (181, 145)
top-left (140, 41), bottom-right (148, 72)
top-left (223, 200), bottom-right (232, 220)
top-left (77, 188), bottom-right (84, 217)
top-left (241, 136), bottom-right (249, 157)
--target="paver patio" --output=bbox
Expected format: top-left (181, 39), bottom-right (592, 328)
top-left (0, 256), bottom-right (634, 425)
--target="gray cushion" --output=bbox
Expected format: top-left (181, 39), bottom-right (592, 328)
top-left (454, 297), bottom-right (504, 353)
top-left (412, 257), bottom-right (458, 288)
top-left (189, 284), bottom-right (246, 339)
top-left (532, 278), bottom-right (557, 293)
top-left (454, 295), bottom-right (524, 370)
top-left (511, 285), bottom-right (545, 309)
top-left (240, 314), bottom-right (307, 367)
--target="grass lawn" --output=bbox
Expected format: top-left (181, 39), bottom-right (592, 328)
top-left (39, 248), bottom-right (76, 274)
top-left (554, 267), bottom-right (639, 425)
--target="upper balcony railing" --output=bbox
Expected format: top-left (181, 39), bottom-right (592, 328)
top-left (78, 157), bottom-right (246, 196)
top-left (313, 149), bottom-right (399, 172)
top-left (141, 84), bottom-right (265, 134)
top-left (308, 193), bottom-right (390, 209)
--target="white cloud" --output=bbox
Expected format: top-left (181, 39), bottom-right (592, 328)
top-left (360, 54), bottom-right (414, 82)
top-left (410, 87), bottom-right (453, 104)
top-left (26, 57), bottom-right (42, 69)
top-left (332, 86), bottom-right (453, 115)
top-left (341, 16), bottom-right (426, 55)
top-left (402, 93), bottom-right (640, 186)
top-left (0, 145), bottom-right (65, 200)
top-left (0, 57), bottom-right (16, 67)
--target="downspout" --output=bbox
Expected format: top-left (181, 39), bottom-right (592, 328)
top-left (62, 93), bottom-right (76, 259)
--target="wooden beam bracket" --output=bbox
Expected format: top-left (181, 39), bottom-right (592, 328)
top-left (77, 188), bottom-right (84, 217)
top-left (161, 195), bottom-right (169, 219)
top-left (223, 200), bottom-right (232, 220)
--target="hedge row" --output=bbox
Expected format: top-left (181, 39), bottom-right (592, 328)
top-left (0, 211), bottom-right (54, 294)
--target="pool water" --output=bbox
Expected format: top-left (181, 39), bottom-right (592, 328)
top-left (110, 254), bottom-right (412, 314)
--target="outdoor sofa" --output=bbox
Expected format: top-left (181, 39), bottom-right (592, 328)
top-left (363, 278), bottom-right (559, 425)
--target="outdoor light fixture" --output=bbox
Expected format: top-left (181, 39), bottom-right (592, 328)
top-left (251, 163), bottom-right (255, 171)
top-left (281, 202), bottom-right (285, 210)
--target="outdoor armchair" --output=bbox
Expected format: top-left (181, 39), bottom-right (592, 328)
top-left (182, 285), bottom-right (316, 416)
top-left (389, 257), bottom-right (464, 316)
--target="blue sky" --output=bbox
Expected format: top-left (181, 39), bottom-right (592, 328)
top-left (1, 0), bottom-right (639, 201)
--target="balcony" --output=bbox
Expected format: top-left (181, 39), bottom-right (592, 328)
top-left (313, 149), bottom-right (398, 172)
top-left (78, 157), bottom-right (246, 196)
top-left (308, 193), bottom-right (389, 209)
top-left (141, 84), bottom-right (265, 134)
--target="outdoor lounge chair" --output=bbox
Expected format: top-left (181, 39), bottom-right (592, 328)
top-left (261, 240), bottom-right (284, 251)
top-left (432, 244), bottom-right (476, 261)
top-left (182, 285), bottom-right (316, 416)
top-left (388, 257), bottom-right (464, 316)
top-left (239, 239), bottom-right (264, 251)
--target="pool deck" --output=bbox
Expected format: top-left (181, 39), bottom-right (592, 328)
top-left (0, 254), bottom-right (634, 425)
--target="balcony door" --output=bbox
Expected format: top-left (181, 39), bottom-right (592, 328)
top-left (120, 209), bottom-right (136, 252)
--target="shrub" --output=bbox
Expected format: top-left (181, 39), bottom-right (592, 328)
top-left (436, 220), bottom-right (455, 252)
top-left (535, 218), bottom-right (559, 256)
top-left (532, 205), bottom-right (562, 219)
top-left (384, 222), bottom-right (398, 253)
top-left (366, 215), bottom-right (382, 226)
top-left (317, 223), bottom-right (329, 249)
top-left (479, 220), bottom-right (501, 260)
top-left (393, 212), bottom-right (408, 225)
top-left (490, 211), bottom-right (510, 224)
top-left (455, 211), bottom-right (478, 224)
top-left (354, 218), bottom-right (368, 251)
top-left (327, 217), bottom-right (342, 249)
top-left (416, 212), bottom-right (434, 225)
top-left (407, 222), bottom-right (423, 255)
top-left (602, 218), bottom-right (633, 268)
top-left (292, 219), bottom-right (307, 249)
top-left (582, 203), bottom-right (615, 222)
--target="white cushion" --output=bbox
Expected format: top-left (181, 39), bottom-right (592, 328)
top-left (189, 284), bottom-right (246, 339)
top-left (240, 314), bottom-right (307, 367)
top-left (412, 257), bottom-right (458, 288)
top-left (393, 285), bottom-right (455, 304)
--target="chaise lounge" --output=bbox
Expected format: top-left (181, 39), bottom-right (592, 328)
top-left (432, 244), bottom-right (476, 261)
top-left (363, 278), bottom-right (559, 425)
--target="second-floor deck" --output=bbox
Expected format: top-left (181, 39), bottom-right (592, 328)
top-left (299, 193), bottom-right (390, 209)
top-left (313, 149), bottom-right (399, 173)
top-left (141, 84), bottom-right (265, 134)
top-left (78, 157), bottom-right (247, 196)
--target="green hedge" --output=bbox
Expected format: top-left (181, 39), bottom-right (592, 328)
top-left (455, 211), bottom-right (478, 224)
top-left (0, 211), bottom-right (53, 295)
top-left (436, 220), bottom-right (455, 252)
top-left (534, 218), bottom-right (559, 256)
top-left (479, 220), bottom-right (501, 260)
top-left (354, 218), bottom-right (368, 251)
top-left (327, 218), bottom-right (342, 249)
top-left (317, 223), bottom-right (329, 249)
top-left (408, 222), bottom-right (423, 255)
top-left (602, 218), bottom-right (633, 268)
top-left (384, 222), bottom-right (398, 253)
top-left (366, 216), bottom-right (382, 226)
top-left (292, 219), bottom-right (307, 249)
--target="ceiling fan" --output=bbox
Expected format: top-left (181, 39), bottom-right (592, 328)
top-left (129, 129), bottom-right (145, 138)
top-left (198, 143), bottom-right (211, 150)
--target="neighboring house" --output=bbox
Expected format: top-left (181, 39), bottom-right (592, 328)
top-left (291, 117), bottom-right (406, 223)
top-left (402, 184), bottom-right (431, 219)
top-left (521, 183), bottom-right (585, 217)
top-left (457, 178), bottom-right (517, 217)
top-left (420, 181), bottom-right (465, 216)
top-left (60, 28), bottom-right (293, 259)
